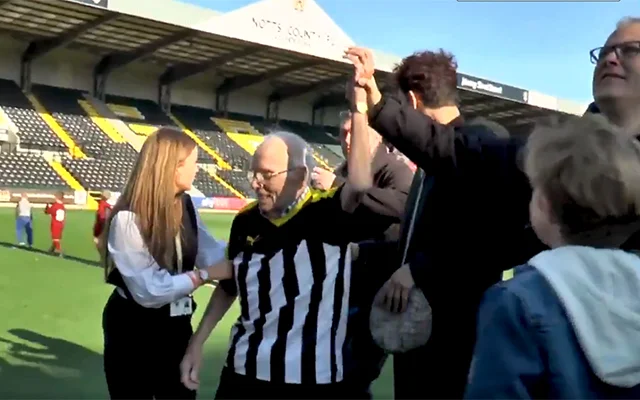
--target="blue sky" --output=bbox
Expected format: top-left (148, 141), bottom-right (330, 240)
top-left (184, 0), bottom-right (637, 103)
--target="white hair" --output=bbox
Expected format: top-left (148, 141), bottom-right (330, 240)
top-left (261, 131), bottom-right (316, 182)
top-left (617, 16), bottom-right (640, 30)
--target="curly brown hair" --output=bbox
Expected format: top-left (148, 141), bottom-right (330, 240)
top-left (393, 50), bottom-right (458, 108)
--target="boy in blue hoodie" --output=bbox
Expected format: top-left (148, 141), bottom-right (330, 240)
top-left (465, 115), bottom-right (640, 399)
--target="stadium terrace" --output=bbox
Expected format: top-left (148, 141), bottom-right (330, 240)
top-left (0, 0), bottom-right (587, 209)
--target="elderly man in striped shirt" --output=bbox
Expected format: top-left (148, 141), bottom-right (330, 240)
top-left (180, 86), bottom-right (396, 399)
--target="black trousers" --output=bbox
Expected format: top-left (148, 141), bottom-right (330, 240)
top-left (215, 367), bottom-right (364, 399)
top-left (344, 242), bottom-right (397, 397)
top-left (102, 290), bottom-right (196, 400)
top-left (393, 316), bottom-right (477, 400)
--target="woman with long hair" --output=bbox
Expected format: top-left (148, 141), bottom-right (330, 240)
top-left (100, 127), bottom-right (231, 399)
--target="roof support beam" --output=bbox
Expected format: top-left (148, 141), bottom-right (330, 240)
top-left (492, 109), bottom-right (549, 130)
top-left (217, 60), bottom-right (322, 95)
top-left (268, 74), bottom-right (348, 103)
top-left (465, 102), bottom-right (532, 121)
top-left (159, 46), bottom-right (262, 86)
top-left (20, 12), bottom-right (117, 92)
top-left (24, 13), bottom-right (117, 63)
top-left (93, 29), bottom-right (194, 100)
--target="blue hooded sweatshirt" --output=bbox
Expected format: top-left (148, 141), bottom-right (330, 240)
top-left (465, 246), bottom-right (640, 399)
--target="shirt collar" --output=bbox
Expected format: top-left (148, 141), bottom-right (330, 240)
top-left (262, 185), bottom-right (310, 220)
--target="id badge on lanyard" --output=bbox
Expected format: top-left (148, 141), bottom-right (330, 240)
top-left (170, 234), bottom-right (194, 317)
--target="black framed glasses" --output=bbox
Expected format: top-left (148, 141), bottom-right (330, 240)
top-left (247, 169), bottom-right (295, 184)
top-left (590, 41), bottom-right (640, 64)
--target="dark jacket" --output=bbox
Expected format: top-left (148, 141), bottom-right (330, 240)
top-left (333, 144), bottom-right (413, 242)
top-left (466, 248), bottom-right (640, 399)
top-left (368, 91), bottom-right (544, 399)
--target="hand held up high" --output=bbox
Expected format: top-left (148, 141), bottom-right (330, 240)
top-left (344, 46), bottom-right (382, 107)
top-left (344, 47), bottom-right (376, 85)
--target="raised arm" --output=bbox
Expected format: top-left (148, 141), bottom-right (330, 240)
top-left (346, 47), bottom-right (526, 178)
top-left (340, 82), bottom-right (374, 212)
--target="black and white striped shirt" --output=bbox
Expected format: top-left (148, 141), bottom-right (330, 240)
top-left (218, 186), bottom-right (393, 384)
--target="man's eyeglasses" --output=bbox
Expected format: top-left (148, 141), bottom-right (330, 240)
top-left (247, 169), bottom-right (295, 184)
top-left (590, 41), bottom-right (640, 64)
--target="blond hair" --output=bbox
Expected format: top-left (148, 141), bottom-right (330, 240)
top-left (101, 127), bottom-right (196, 279)
top-left (525, 115), bottom-right (640, 245)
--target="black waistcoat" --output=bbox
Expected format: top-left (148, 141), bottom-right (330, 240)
top-left (106, 193), bottom-right (199, 295)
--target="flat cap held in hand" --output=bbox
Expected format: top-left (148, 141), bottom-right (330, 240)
top-left (369, 287), bottom-right (432, 354)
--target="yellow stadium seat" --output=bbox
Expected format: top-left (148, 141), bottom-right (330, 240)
top-left (128, 123), bottom-right (157, 136)
top-left (107, 104), bottom-right (145, 120)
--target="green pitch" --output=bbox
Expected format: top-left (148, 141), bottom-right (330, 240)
top-left (0, 208), bottom-right (393, 399)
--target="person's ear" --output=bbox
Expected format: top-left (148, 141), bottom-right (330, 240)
top-left (408, 91), bottom-right (418, 110)
top-left (534, 189), bottom-right (557, 223)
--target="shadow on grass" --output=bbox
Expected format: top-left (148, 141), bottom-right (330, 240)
top-left (0, 241), bottom-right (99, 268)
top-left (0, 328), bottom-right (229, 399)
top-left (0, 328), bottom-right (105, 398)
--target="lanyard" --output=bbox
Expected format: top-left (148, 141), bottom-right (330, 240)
top-left (175, 234), bottom-right (183, 274)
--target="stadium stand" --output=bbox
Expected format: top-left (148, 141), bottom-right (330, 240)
top-left (0, 79), bottom-right (67, 152)
top-left (0, 152), bottom-right (68, 191)
top-left (0, 0), bottom-right (588, 212)
top-left (30, 85), bottom-right (139, 192)
top-left (104, 95), bottom-right (241, 198)
top-left (171, 105), bottom-right (254, 197)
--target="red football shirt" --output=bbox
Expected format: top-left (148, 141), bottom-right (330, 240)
top-left (94, 200), bottom-right (112, 237)
top-left (45, 202), bottom-right (66, 226)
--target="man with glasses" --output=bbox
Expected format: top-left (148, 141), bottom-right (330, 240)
top-left (588, 17), bottom-right (640, 132)
top-left (180, 84), bottom-right (401, 398)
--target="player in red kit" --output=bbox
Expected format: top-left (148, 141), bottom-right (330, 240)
top-left (93, 191), bottom-right (112, 250)
top-left (45, 191), bottom-right (65, 256)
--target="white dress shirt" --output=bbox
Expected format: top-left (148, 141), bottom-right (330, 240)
top-left (107, 209), bottom-right (226, 308)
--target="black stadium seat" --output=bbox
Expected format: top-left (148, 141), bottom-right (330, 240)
top-left (194, 169), bottom-right (235, 198)
top-left (0, 79), bottom-right (66, 151)
top-left (62, 157), bottom-right (134, 192)
top-left (0, 151), bottom-right (68, 190)
top-left (104, 96), bottom-right (238, 197)
top-left (30, 85), bottom-right (139, 192)
top-left (172, 105), bottom-right (252, 170)
top-left (171, 105), bottom-right (256, 197)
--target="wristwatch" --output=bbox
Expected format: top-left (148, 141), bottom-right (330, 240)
top-left (197, 268), bottom-right (210, 284)
top-left (353, 101), bottom-right (368, 115)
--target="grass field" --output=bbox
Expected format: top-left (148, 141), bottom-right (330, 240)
top-left (0, 208), bottom-right (393, 399)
